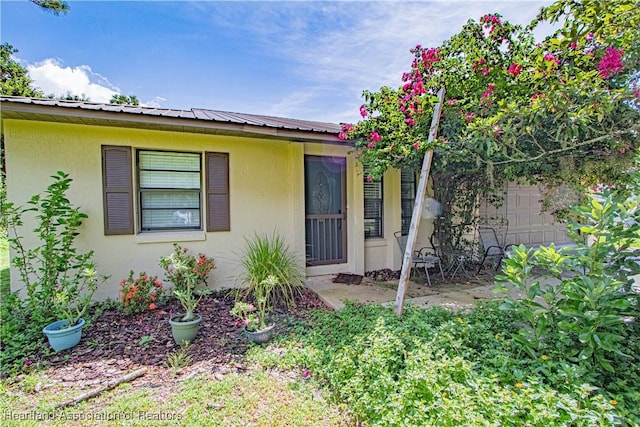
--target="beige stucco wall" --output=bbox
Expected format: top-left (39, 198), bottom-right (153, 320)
top-left (363, 169), bottom-right (435, 273)
top-left (4, 119), bottom-right (356, 300)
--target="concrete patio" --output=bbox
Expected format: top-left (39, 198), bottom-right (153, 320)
top-left (306, 272), bottom-right (640, 312)
top-left (305, 274), bottom-right (511, 312)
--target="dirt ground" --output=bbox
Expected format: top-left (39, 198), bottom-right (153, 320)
top-left (11, 289), bottom-right (330, 393)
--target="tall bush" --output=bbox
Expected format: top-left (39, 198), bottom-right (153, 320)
top-left (2, 171), bottom-right (99, 325)
top-left (497, 186), bottom-right (640, 377)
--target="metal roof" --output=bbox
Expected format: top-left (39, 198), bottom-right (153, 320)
top-left (0, 96), bottom-right (344, 143)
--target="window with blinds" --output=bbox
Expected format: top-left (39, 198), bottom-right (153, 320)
top-left (138, 150), bottom-right (202, 231)
top-left (401, 169), bottom-right (417, 234)
top-left (364, 174), bottom-right (383, 238)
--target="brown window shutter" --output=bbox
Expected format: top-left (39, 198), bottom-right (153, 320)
top-left (206, 152), bottom-right (230, 232)
top-left (102, 145), bottom-right (134, 235)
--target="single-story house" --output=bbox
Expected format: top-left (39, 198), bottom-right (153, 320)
top-left (1, 96), bottom-right (569, 299)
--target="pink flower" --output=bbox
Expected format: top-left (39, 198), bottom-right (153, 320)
top-left (24, 360), bottom-right (32, 366)
top-left (413, 141), bottom-right (420, 150)
top-left (481, 68), bottom-right (489, 76)
top-left (338, 132), bottom-right (347, 140)
top-left (597, 47), bottom-right (624, 79)
top-left (507, 63), bottom-right (522, 77)
top-left (366, 176), bottom-right (372, 183)
top-left (448, 99), bottom-right (457, 105)
top-left (367, 141), bottom-right (375, 148)
top-left (586, 32), bottom-right (594, 41)
top-left (368, 131), bottom-right (382, 142)
top-left (359, 105), bottom-right (368, 117)
top-left (421, 48), bottom-right (441, 68)
top-left (464, 112), bottom-right (475, 122)
top-left (569, 42), bottom-right (577, 50)
top-left (405, 118), bottom-right (415, 126)
top-left (302, 369), bottom-right (311, 378)
top-left (480, 14), bottom-right (502, 27)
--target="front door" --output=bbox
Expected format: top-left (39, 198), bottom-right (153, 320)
top-left (304, 156), bottom-right (347, 265)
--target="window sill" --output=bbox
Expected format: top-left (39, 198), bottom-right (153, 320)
top-left (365, 238), bottom-right (388, 248)
top-left (136, 230), bottom-right (206, 244)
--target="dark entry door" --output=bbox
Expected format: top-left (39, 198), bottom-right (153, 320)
top-left (304, 156), bottom-right (347, 265)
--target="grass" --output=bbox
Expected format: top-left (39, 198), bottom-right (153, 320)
top-left (0, 369), bottom-right (349, 426)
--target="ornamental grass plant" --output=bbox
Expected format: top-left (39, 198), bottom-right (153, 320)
top-left (238, 232), bottom-right (303, 309)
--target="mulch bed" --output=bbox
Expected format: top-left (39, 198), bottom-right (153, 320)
top-left (22, 288), bottom-right (330, 390)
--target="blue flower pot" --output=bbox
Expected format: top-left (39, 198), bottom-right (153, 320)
top-left (42, 318), bottom-right (86, 351)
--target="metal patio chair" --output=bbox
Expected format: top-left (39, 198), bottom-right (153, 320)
top-left (477, 225), bottom-right (513, 273)
top-left (394, 231), bottom-right (444, 286)
top-left (434, 223), bottom-right (475, 280)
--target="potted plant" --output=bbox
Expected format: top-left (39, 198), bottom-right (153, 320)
top-left (159, 244), bottom-right (216, 345)
top-left (43, 263), bottom-right (107, 351)
top-left (231, 275), bottom-right (278, 344)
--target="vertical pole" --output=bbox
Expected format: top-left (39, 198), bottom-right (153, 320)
top-left (394, 87), bottom-right (445, 316)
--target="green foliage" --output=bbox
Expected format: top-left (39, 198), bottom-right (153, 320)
top-left (29, 0), bottom-right (69, 15)
top-left (279, 303), bottom-right (626, 425)
top-left (1, 172), bottom-right (108, 376)
top-left (118, 270), bottom-right (165, 315)
top-left (249, 297), bottom-right (639, 424)
top-left (0, 292), bottom-right (48, 377)
top-left (109, 94), bottom-right (139, 105)
top-left (231, 275), bottom-right (277, 331)
top-left (0, 43), bottom-right (43, 97)
top-left (345, 0), bottom-right (640, 253)
top-left (2, 171), bottom-right (105, 326)
top-left (159, 243), bottom-right (216, 321)
top-left (497, 187), bottom-right (640, 378)
top-left (166, 341), bottom-right (193, 373)
top-left (238, 232), bottom-right (304, 309)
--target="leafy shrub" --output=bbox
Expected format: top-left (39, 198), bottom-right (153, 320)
top-left (0, 292), bottom-right (47, 377)
top-left (119, 270), bottom-right (164, 315)
top-left (253, 300), bottom-right (637, 424)
top-left (497, 188), bottom-right (640, 378)
top-left (316, 317), bottom-right (619, 426)
top-left (2, 172), bottom-right (104, 326)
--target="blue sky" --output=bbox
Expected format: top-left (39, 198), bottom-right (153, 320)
top-left (1, 0), bottom-right (552, 123)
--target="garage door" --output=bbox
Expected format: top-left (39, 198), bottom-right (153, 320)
top-left (480, 182), bottom-right (573, 247)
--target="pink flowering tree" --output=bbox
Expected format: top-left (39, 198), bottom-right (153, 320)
top-left (343, 0), bottom-right (639, 250)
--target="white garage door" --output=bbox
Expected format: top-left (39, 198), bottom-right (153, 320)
top-left (480, 183), bottom-right (573, 247)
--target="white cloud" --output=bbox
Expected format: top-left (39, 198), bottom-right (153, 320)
top-left (27, 58), bottom-right (119, 102)
top-left (144, 96), bottom-right (168, 108)
top-left (201, 1), bottom-right (554, 122)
